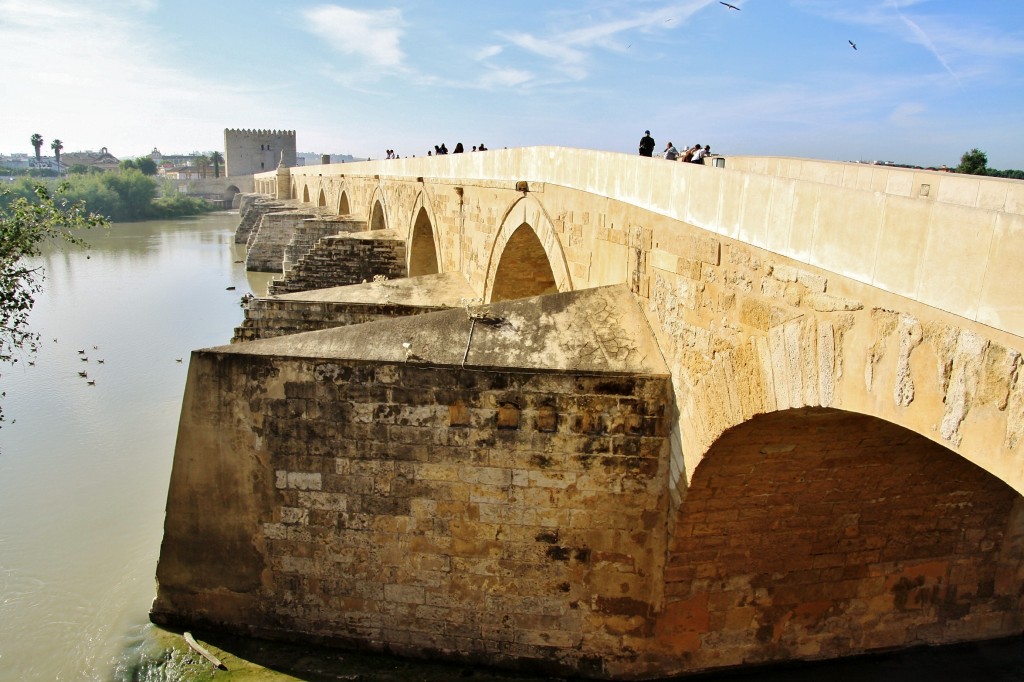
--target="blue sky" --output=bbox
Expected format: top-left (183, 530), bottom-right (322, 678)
top-left (3, 0), bottom-right (1023, 168)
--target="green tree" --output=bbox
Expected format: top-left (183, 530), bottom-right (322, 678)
top-left (957, 148), bottom-right (988, 176)
top-left (102, 168), bottom-right (157, 219)
top-left (120, 159), bottom-right (138, 171)
top-left (0, 184), bottom-right (108, 420)
top-left (30, 133), bottom-right (43, 164)
top-left (195, 154), bottom-right (211, 179)
top-left (68, 164), bottom-right (90, 175)
top-left (211, 151), bottom-right (223, 178)
top-left (135, 157), bottom-right (157, 176)
top-left (50, 139), bottom-right (64, 173)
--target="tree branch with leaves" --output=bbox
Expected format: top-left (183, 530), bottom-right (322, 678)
top-left (0, 184), bottom-right (108, 421)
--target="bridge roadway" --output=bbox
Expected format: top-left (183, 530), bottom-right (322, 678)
top-left (153, 147), bottom-right (1024, 679)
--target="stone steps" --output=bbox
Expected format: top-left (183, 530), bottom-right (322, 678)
top-left (282, 217), bottom-right (367, 275)
top-left (269, 231), bottom-right (408, 295)
top-left (245, 210), bottom-right (318, 272)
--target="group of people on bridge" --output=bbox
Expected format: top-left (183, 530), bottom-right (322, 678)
top-left (383, 142), bottom-right (490, 159)
top-left (638, 130), bottom-right (712, 164)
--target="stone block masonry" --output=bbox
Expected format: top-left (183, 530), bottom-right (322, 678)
top-left (659, 408), bottom-right (1024, 671)
top-left (232, 299), bottom-right (450, 342)
top-left (234, 195), bottom-right (287, 244)
top-left (151, 352), bottom-right (672, 678)
top-left (269, 231), bottom-right (408, 295)
top-left (282, 218), bottom-right (368, 275)
top-left (246, 211), bottom-right (318, 272)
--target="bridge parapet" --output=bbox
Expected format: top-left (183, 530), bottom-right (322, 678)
top-left (258, 147), bottom-right (1024, 338)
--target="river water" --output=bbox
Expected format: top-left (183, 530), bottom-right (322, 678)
top-left (0, 213), bottom-right (1021, 681)
top-left (0, 212), bottom-right (273, 680)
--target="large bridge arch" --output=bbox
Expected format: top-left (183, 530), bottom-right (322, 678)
top-left (657, 406), bottom-right (1024, 670)
top-left (667, 308), bottom-right (1024, 500)
top-left (338, 190), bottom-right (350, 216)
top-left (407, 192), bottom-right (442, 277)
top-left (317, 188), bottom-right (327, 208)
top-left (483, 195), bottom-right (572, 303)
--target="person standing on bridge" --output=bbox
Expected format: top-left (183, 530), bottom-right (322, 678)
top-left (639, 130), bottom-right (656, 157)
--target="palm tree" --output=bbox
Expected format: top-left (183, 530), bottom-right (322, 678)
top-left (195, 154), bottom-right (211, 179)
top-left (50, 139), bottom-right (64, 173)
top-left (30, 133), bottom-right (44, 163)
top-left (210, 151), bottom-right (223, 178)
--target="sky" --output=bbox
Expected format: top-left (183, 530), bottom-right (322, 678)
top-left (3, 0), bottom-right (1023, 169)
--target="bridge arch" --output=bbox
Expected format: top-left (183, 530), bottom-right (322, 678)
top-left (659, 406), bottom-right (1024, 667)
top-left (407, 192), bottom-right (441, 277)
top-left (301, 184), bottom-right (310, 204)
top-left (338, 191), bottom-right (350, 216)
top-left (483, 195), bottom-right (572, 303)
top-left (317, 188), bottom-right (327, 208)
top-left (368, 189), bottom-right (387, 231)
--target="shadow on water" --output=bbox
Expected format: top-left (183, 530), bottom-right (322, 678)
top-left (117, 627), bottom-right (1024, 682)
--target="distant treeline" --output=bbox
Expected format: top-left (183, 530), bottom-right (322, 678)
top-left (983, 168), bottom-right (1024, 180)
top-left (0, 170), bottom-right (214, 222)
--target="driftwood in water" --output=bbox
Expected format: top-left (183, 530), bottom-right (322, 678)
top-left (183, 631), bottom-right (227, 670)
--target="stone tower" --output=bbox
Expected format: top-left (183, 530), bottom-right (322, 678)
top-left (223, 128), bottom-right (296, 177)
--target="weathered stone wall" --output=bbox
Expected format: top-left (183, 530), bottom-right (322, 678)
top-left (232, 300), bottom-right (448, 342)
top-left (225, 128), bottom-right (296, 177)
top-left (246, 211), bottom-right (317, 272)
top-left (282, 218), bottom-right (367, 274)
top-left (656, 408), bottom-right (1024, 672)
top-left (234, 195), bottom-right (285, 244)
top-left (151, 351), bottom-right (672, 678)
top-left (269, 232), bottom-right (407, 295)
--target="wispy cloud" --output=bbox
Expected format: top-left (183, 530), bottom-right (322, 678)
top-left (886, 0), bottom-right (959, 85)
top-left (300, 5), bottom-right (406, 69)
top-left (0, 0), bottom-right (286, 154)
top-left (490, 0), bottom-right (714, 83)
top-left (475, 45), bottom-right (504, 61)
top-left (500, 32), bottom-right (588, 80)
top-left (794, 0), bottom-right (1024, 84)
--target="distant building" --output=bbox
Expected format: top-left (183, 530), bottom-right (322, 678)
top-left (224, 129), bottom-right (296, 177)
top-left (148, 148), bottom-right (225, 179)
top-left (60, 147), bottom-right (120, 173)
top-left (0, 153), bottom-right (32, 170)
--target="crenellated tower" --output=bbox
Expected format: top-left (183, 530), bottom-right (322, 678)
top-left (223, 128), bottom-right (296, 177)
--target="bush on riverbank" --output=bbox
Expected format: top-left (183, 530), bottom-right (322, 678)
top-left (0, 171), bottom-right (215, 222)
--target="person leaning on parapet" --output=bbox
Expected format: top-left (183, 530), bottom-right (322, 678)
top-left (639, 130), bottom-right (656, 157)
top-left (681, 144), bottom-right (697, 163)
top-left (691, 144), bottom-right (708, 164)
top-left (453, 142), bottom-right (464, 153)
top-left (663, 141), bottom-right (679, 161)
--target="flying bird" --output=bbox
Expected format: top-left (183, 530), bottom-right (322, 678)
top-left (87, 380), bottom-right (96, 386)
top-left (720, 2), bottom-right (740, 9)
top-left (849, 40), bottom-right (857, 50)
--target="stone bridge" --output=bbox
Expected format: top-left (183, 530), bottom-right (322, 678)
top-left (152, 147), bottom-right (1024, 679)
